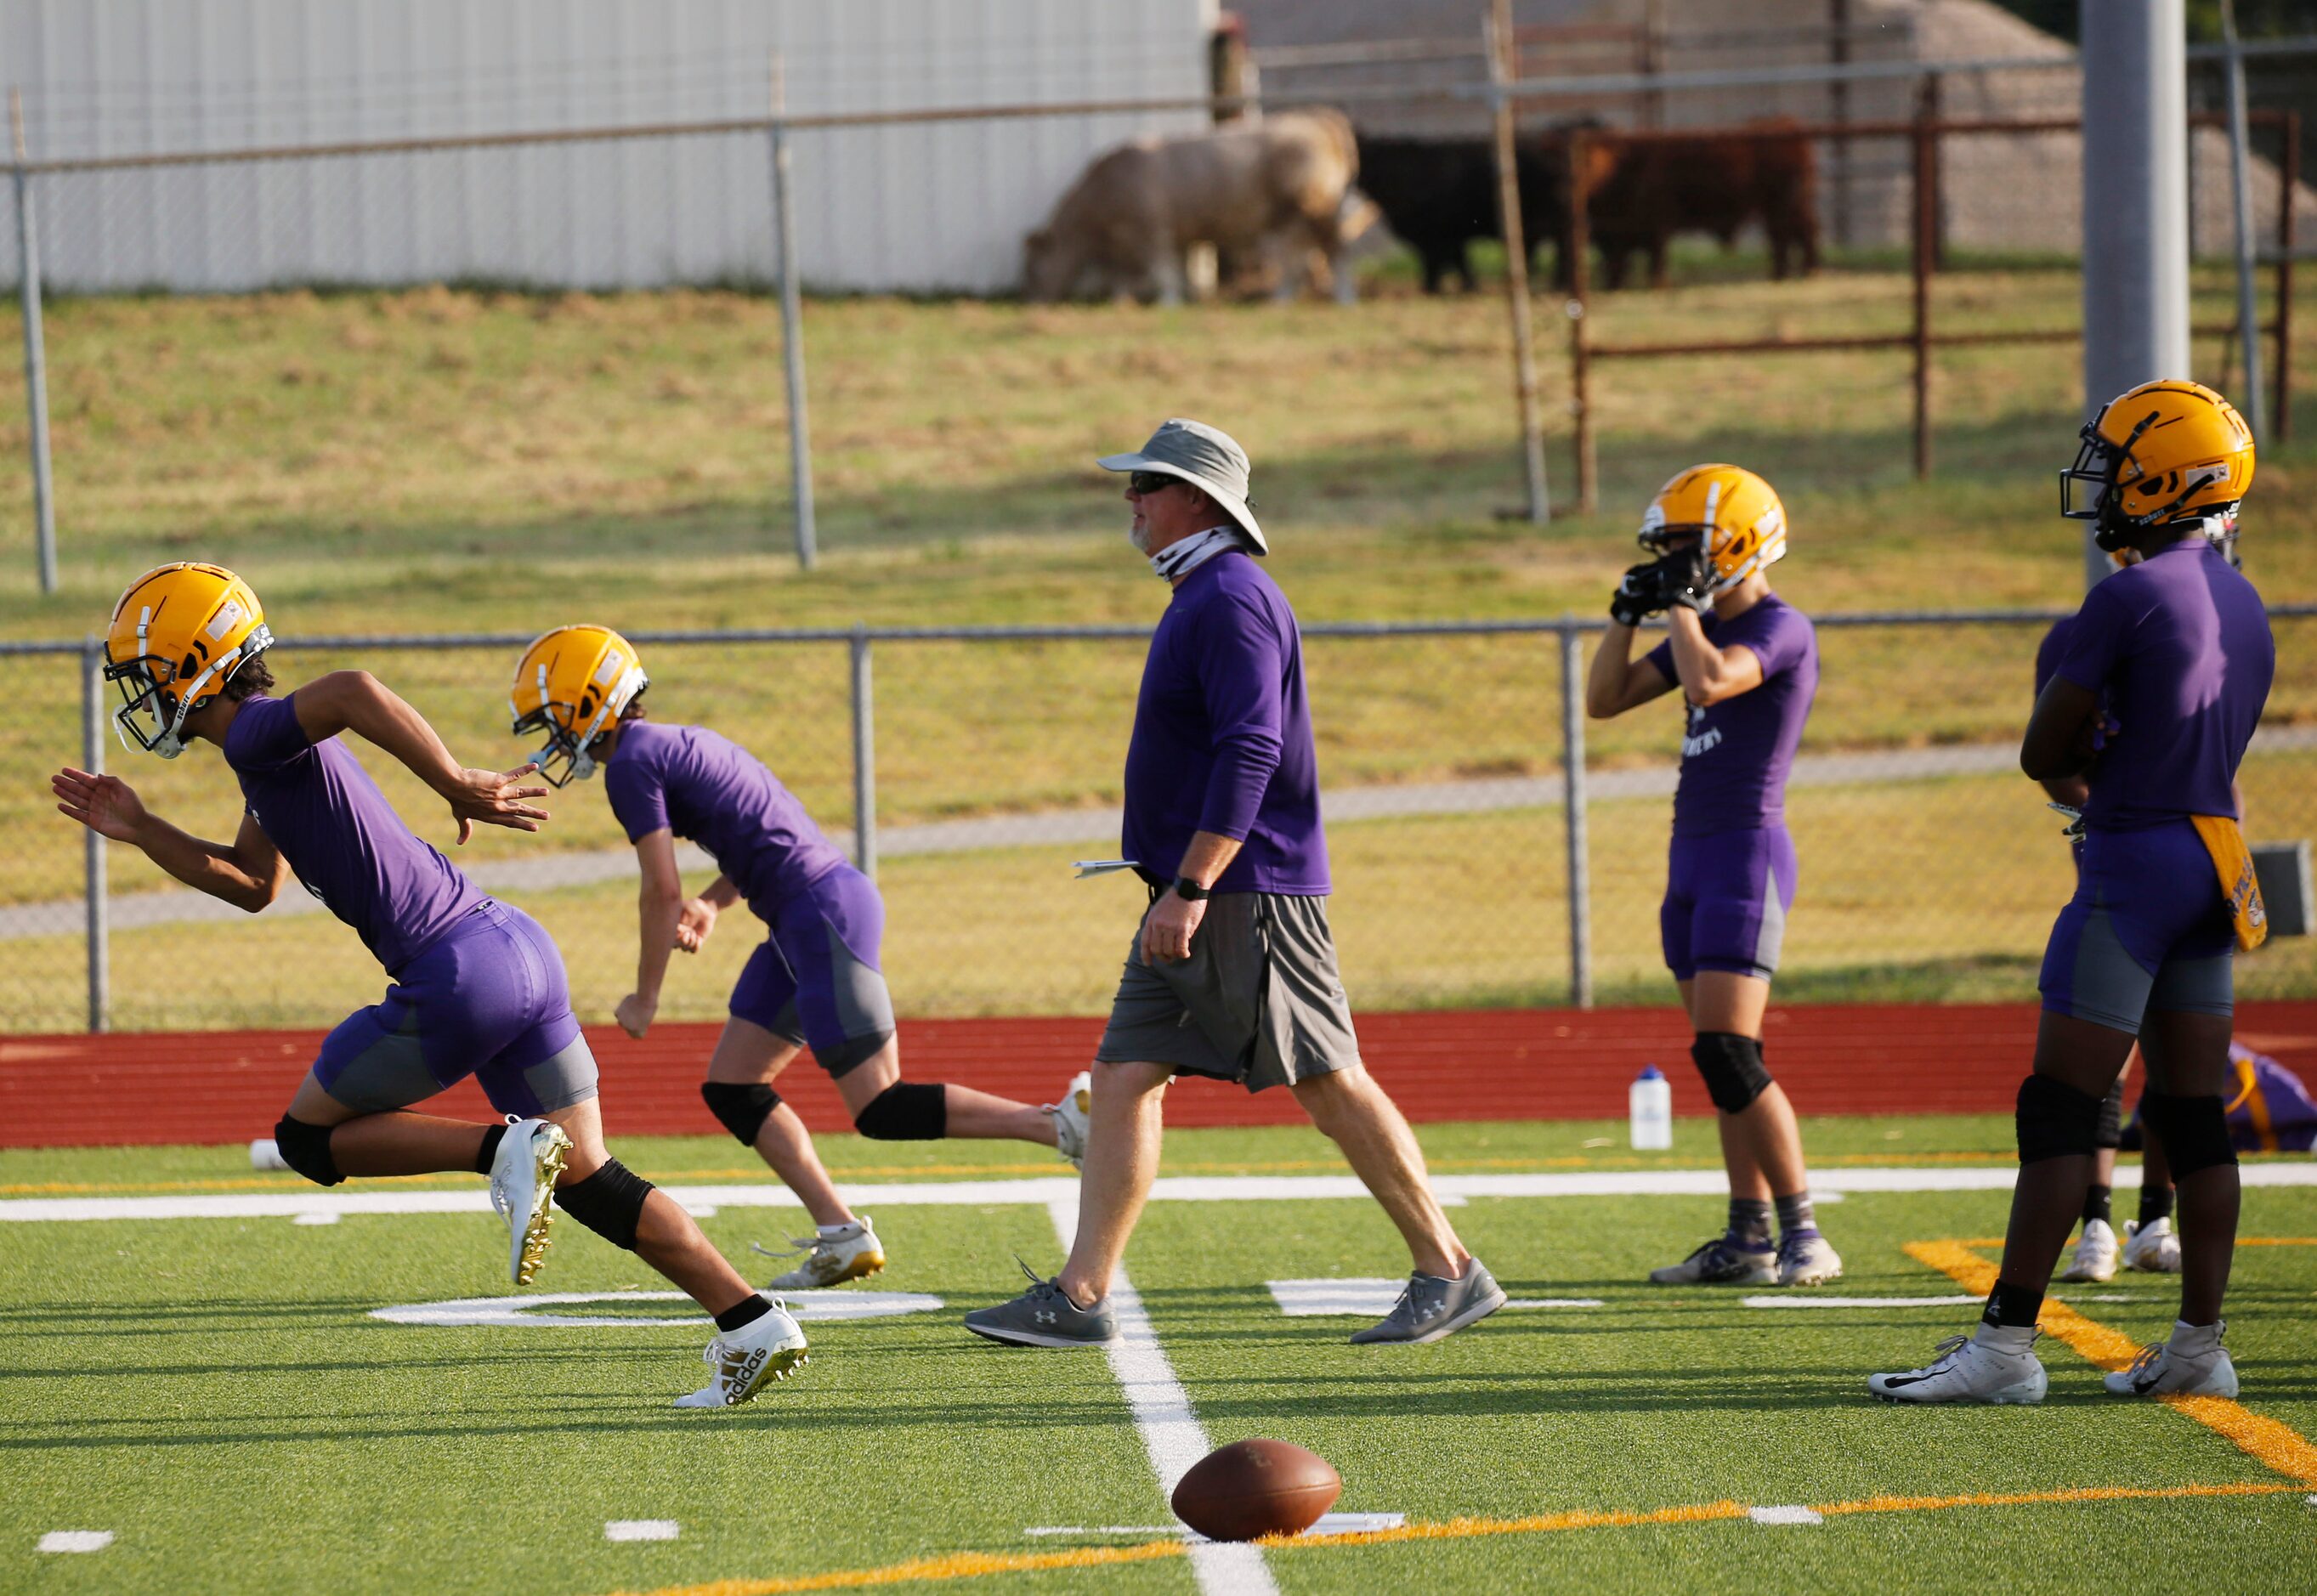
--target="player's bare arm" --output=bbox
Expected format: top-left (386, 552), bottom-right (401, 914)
top-left (619, 826), bottom-right (687, 1037)
top-left (1664, 608), bottom-right (1765, 705)
top-left (52, 768), bottom-right (289, 912)
top-left (292, 669), bottom-right (550, 843)
top-left (2020, 675), bottom-right (2104, 782)
top-left (1585, 621), bottom-right (1676, 719)
top-left (1143, 829), bottom-right (1242, 964)
top-left (677, 873), bottom-right (741, 953)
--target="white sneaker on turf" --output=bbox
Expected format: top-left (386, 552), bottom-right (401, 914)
top-left (1868, 1327), bottom-right (2047, 1405)
top-left (674, 1299), bottom-right (810, 1407)
top-left (2059, 1218), bottom-right (2120, 1283)
top-left (2105, 1321), bottom-right (2239, 1399)
top-left (1045, 1071), bottom-right (1092, 1170)
top-left (487, 1116), bottom-right (571, 1286)
top-left (1775, 1230), bottom-right (1843, 1287)
top-left (2122, 1216), bottom-right (2182, 1273)
top-left (755, 1217), bottom-right (887, 1289)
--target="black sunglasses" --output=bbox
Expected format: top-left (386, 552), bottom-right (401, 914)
top-left (1128, 470), bottom-right (1182, 495)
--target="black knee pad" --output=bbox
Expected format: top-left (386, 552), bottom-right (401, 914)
top-left (2139, 1092), bottom-right (2237, 1180)
top-left (853, 1081), bottom-right (947, 1140)
top-left (1691, 1032), bottom-right (1771, 1114)
top-left (700, 1081), bottom-right (779, 1146)
top-left (2094, 1077), bottom-right (2125, 1151)
top-left (554, 1157), bottom-right (654, 1251)
top-left (2015, 1073), bottom-right (2104, 1165)
top-left (273, 1114), bottom-right (343, 1187)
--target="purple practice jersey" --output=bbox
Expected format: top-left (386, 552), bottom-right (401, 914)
top-left (1122, 550), bottom-right (1330, 894)
top-left (1646, 595), bottom-right (1818, 838)
top-left (2052, 535), bottom-right (2274, 830)
top-left (603, 721), bottom-right (848, 918)
top-left (224, 693), bottom-right (487, 974)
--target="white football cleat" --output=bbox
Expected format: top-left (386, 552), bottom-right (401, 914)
top-left (2059, 1218), bottom-right (2120, 1283)
top-left (755, 1217), bottom-right (887, 1289)
top-left (2105, 1321), bottom-right (2240, 1399)
top-left (2122, 1217), bottom-right (2182, 1273)
top-left (487, 1116), bottom-right (571, 1286)
top-left (1045, 1071), bottom-right (1092, 1170)
top-left (1775, 1231), bottom-right (1844, 1288)
top-left (674, 1299), bottom-right (810, 1407)
top-left (1869, 1327), bottom-right (2048, 1405)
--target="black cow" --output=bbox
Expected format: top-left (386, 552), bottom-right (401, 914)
top-left (1351, 130), bottom-right (1613, 294)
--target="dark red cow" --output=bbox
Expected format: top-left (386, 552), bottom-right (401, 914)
top-left (1588, 118), bottom-right (1821, 290)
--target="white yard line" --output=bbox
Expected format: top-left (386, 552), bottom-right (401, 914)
top-left (36, 1531), bottom-right (113, 1554)
top-left (603, 1520), bottom-right (679, 1542)
top-left (7, 1163), bottom-right (2314, 1225)
top-left (1045, 1196), bottom-right (1278, 1596)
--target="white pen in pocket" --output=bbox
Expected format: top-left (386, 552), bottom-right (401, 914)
top-left (1073, 858), bottom-right (1141, 879)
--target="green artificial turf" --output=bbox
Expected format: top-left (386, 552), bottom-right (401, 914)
top-left (3, 1119), bottom-right (2313, 1594)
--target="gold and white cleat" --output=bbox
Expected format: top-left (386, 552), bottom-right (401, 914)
top-left (675, 1299), bottom-right (810, 1407)
top-left (1045, 1071), bottom-right (1093, 1170)
top-left (754, 1218), bottom-right (887, 1289)
top-left (487, 1116), bottom-right (571, 1286)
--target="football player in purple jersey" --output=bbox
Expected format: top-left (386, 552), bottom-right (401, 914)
top-left (1588, 464), bottom-right (1841, 1289)
top-left (56, 565), bottom-right (806, 1407)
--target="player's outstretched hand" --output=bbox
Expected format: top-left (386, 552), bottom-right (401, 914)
top-left (53, 767), bottom-right (149, 843)
top-left (446, 762), bottom-right (551, 845)
top-left (675, 897), bottom-right (718, 954)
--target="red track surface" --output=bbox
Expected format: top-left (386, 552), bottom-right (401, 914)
top-left (7, 1002), bottom-right (2316, 1149)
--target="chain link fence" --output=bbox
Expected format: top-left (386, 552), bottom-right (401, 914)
top-left (4, 608), bottom-right (2311, 1035)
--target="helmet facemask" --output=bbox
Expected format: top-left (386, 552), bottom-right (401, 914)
top-left (511, 660), bottom-right (645, 787)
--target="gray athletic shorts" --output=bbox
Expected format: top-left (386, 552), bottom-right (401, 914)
top-left (1095, 891), bottom-right (1360, 1093)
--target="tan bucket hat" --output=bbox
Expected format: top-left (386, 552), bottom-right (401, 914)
top-left (1097, 417), bottom-right (1266, 552)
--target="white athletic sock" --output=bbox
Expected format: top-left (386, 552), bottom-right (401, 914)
top-left (1974, 1322), bottom-right (2037, 1355)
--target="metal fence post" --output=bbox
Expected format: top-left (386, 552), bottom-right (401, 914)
top-left (2274, 110), bottom-right (2297, 444)
top-left (848, 625), bottom-right (877, 880)
top-left (1560, 622), bottom-right (1593, 1010)
top-left (81, 635), bottom-right (108, 1032)
top-left (1567, 126), bottom-right (1598, 514)
top-left (768, 57), bottom-right (818, 571)
top-left (1910, 85), bottom-right (1935, 480)
top-left (12, 88), bottom-right (57, 596)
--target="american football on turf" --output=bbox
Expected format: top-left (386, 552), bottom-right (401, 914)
top-left (1170, 1438), bottom-right (1342, 1542)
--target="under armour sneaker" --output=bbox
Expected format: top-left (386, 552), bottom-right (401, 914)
top-left (1868, 1327), bottom-right (2047, 1405)
top-left (1649, 1235), bottom-right (1778, 1286)
top-left (962, 1262), bottom-right (1119, 1347)
top-left (755, 1217), bottom-right (887, 1289)
top-left (2104, 1321), bottom-right (2240, 1399)
top-left (674, 1299), bottom-right (811, 1407)
top-left (1045, 1071), bottom-right (1093, 1169)
top-left (487, 1116), bottom-right (571, 1286)
top-left (2059, 1218), bottom-right (2121, 1283)
top-left (2122, 1216), bottom-right (2183, 1273)
top-left (1350, 1258), bottom-right (1509, 1344)
top-left (1775, 1230), bottom-right (1844, 1287)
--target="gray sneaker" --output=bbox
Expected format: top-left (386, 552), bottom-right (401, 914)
top-left (1349, 1258), bottom-right (1508, 1345)
top-left (962, 1262), bottom-right (1119, 1348)
top-left (1649, 1235), bottom-right (1778, 1286)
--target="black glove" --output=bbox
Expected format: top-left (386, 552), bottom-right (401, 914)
top-left (1658, 545), bottom-right (1713, 615)
top-left (1609, 560), bottom-right (1665, 626)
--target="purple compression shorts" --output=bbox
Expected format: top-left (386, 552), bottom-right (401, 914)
top-left (729, 864), bottom-right (897, 1077)
top-left (1660, 824), bottom-right (1798, 982)
top-left (2040, 820), bottom-right (2234, 1035)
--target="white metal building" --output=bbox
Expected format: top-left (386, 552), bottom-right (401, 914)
top-left (2, 0), bottom-right (1219, 293)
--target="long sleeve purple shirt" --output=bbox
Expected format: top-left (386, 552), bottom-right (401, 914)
top-left (1121, 551), bottom-right (1330, 895)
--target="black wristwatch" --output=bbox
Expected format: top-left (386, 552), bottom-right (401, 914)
top-left (1171, 875), bottom-right (1211, 902)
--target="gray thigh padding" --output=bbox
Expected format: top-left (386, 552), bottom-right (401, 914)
top-left (1691, 1032), bottom-right (1771, 1113)
top-left (853, 1081), bottom-right (946, 1140)
top-left (2139, 1092), bottom-right (2237, 1179)
top-left (554, 1157), bottom-right (654, 1250)
top-left (273, 1114), bottom-right (343, 1187)
top-left (701, 1081), bottom-right (779, 1146)
top-left (2016, 1073), bottom-right (2103, 1165)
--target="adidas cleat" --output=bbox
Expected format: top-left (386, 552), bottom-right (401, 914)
top-left (755, 1217), bottom-right (887, 1289)
top-left (487, 1116), bottom-right (571, 1286)
top-left (2105, 1321), bottom-right (2239, 1399)
top-left (2059, 1218), bottom-right (2120, 1283)
top-left (1869, 1327), bottom-right (2047, 1405)
top-left (1649, 1235), bottom-right (1778, 1286)
top-left (1045, 1071), bottom-right (1092, 1170)
top-left (2122, 1216), bottom-right (2182, 1274)
top-left (1775, 1230), bottom-right (1844, 1288)
top-left (675, 1299), bottom-right (810, 1406)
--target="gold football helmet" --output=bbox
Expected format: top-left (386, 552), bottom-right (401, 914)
top-left (509, 624), bottom-right (648, 785)
top-left (104, 563), bottom-right (275, 758)
top-left (2062, 380), bottom-right (2254, 551)
top-left (1637, 463), bottom-right (1787, 594)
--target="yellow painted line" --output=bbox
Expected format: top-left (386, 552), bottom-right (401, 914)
top-left (1906, 1239), bottom-right (2317, 1485)
top-left (609, 1481), bottom-right (2306, 1596)
top-left (2236, 1237), bottom-right (2317, 1246)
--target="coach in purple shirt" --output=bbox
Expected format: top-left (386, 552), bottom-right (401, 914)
top-left (965, 418), bottom-right (1504, 1350)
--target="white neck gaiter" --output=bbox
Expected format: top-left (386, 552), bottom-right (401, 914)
top-left (1149, 524), bottom-right (1249, 582)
